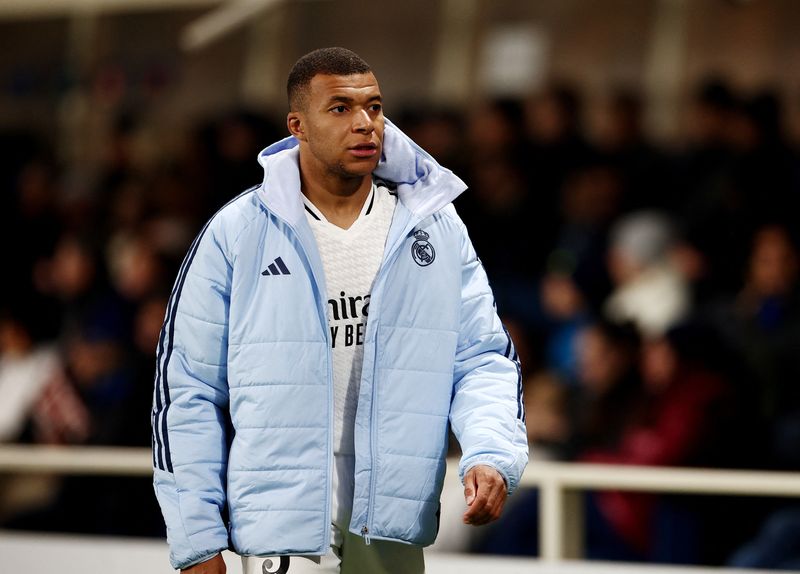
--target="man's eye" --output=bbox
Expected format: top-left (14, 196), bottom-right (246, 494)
top-left (331, 105), bottom-right (347, 113)
top-left (371, 104), bottom-right (382, 112)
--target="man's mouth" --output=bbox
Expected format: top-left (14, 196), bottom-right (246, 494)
top-left (349, 143), bottom-right (378, 158)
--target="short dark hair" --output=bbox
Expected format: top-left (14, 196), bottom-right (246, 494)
top-left (287, 47), bottom-right (371, 111)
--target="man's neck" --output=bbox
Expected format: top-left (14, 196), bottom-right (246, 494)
top-left (300, 168), bottom-right (373, 230)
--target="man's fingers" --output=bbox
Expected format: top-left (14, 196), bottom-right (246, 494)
top-left (462, 484), bottom-right (493, 523)
top-left (464, 490), bottom-right (489, 517)
top-left (462, 466), bottom-right (508, 525)
top-left (463, 486), bottom-right (500, 524)
top-left (464, 468), bottom-right (477, 505)
top-left (488, 487), bottom-right (507, 521)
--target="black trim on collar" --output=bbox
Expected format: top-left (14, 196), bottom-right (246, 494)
top-left (304, 204), bottom-right (321, 221)
top-left (365, 191), bottom-right (376, 215)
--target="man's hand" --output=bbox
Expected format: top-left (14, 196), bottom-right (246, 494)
top-left (181, 553), bottom-right (226, 574)
top-left (462, 465), bottom-right (507, 526)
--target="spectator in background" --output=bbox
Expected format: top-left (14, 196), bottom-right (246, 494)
top-left (527, 159), bottom-right (622, 378)
top-left (706, 224), bottom-right (800, 469)
top-left (0, 296), bottom-right (64, 531)
top-left (678, 79), bottom-right (736, 204)
top-left (538, 271), bottom-right (591, 381)
top-left (596, 89), bottom-right (671, 213)
top-left (100, 176), bottom-right (152, 242)
top-left (726, 92), bottom-right (798, 229)
top-left (457, 156), bottom-right (536, 283)
top-left (88, 229), bottom-right (166, 443)
top-left (97, 112), bottom-right (143, 200)
top-left (6, 158), bottom-right (63, 289)
top-left (34, 232), bottom-right (130, 342)
top-left (578, 323), bottom-right (731, 561)
top-left (673, 80), bottom-right (740, 296)
top-left (458, 99), bottom-right (542, 284)
top-left (605, 211), bottom-right (690, 338)
top-left (519, 319), bottom-right (642, 462)
top-left (521, 371), bottom-right (570, 459)
top-left (520, 85), bottom-right (595, 282)
top-left (41, 320), bottom-right (133, 445)
top-left (524, 84), bottom-right (593, 209)
top-left (106, 232), bottom-right (167, 305)
top-left (0, 302), bottom-right (61, 443)
top-left (147, 167), bottom-right (203, 253)
top-left (565, 320), bottom-right (642, 459)
top-left (548, 159), bottom-right (621, 306)
top-left (466, 98), bottom-right (527, 163)
top-left (125, 295), bottom-right (169, 446)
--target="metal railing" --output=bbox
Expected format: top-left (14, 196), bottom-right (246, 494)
top-left (2, 446), bottom-right (800, 562)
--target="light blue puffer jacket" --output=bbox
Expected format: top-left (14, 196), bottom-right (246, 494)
top-left (152, 119), bottom-right (528, 570)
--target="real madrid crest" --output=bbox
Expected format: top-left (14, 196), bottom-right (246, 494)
top-left (411, 229), bottom-right (436, 267)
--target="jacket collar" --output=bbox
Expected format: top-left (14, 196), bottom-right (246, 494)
top-left (255, 118), bottom-right (467, 226)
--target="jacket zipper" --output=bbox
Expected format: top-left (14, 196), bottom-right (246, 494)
top-left (363, 315), bottom-right (380, 545)
top-left (361, 208), bottom-right (417, 543)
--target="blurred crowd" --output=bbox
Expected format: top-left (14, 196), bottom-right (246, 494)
top-left (432, 81), bottom-right (800, 568)
top-left (1, 78), bottom-right (800, 567)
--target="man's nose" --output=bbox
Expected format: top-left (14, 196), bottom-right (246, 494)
top-left (352, 108), bottom-right (374, 133)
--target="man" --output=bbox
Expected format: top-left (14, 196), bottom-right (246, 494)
top-left (152, 47), bottom-right (527, 574)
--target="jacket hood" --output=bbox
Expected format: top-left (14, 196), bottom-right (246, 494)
top-left (255, 118), bottom-right (467, 225)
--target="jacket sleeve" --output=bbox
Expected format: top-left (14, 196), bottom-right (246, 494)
top-left (449, 218), bottom-right (529, 495)
top-left (151, 218), bottom-right (232, 570)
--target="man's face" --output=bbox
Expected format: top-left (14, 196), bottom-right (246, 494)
top-left (289, 72), bottom-right (384, 181)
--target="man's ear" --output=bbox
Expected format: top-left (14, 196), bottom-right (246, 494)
top-left (287, 112), bottom-right (306, 141)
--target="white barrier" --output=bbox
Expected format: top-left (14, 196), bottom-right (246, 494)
top-left (2, 446), bottom-right (800, 564)
top-left (525, 461), bottom-right (800, 561)
top-left (0, 445), bottom-right (152, 476)
top-left (0, 531), bottom-right (782, 574)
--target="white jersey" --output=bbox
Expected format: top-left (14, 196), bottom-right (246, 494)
top-left (304, 181), bottom-right (397, 531)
